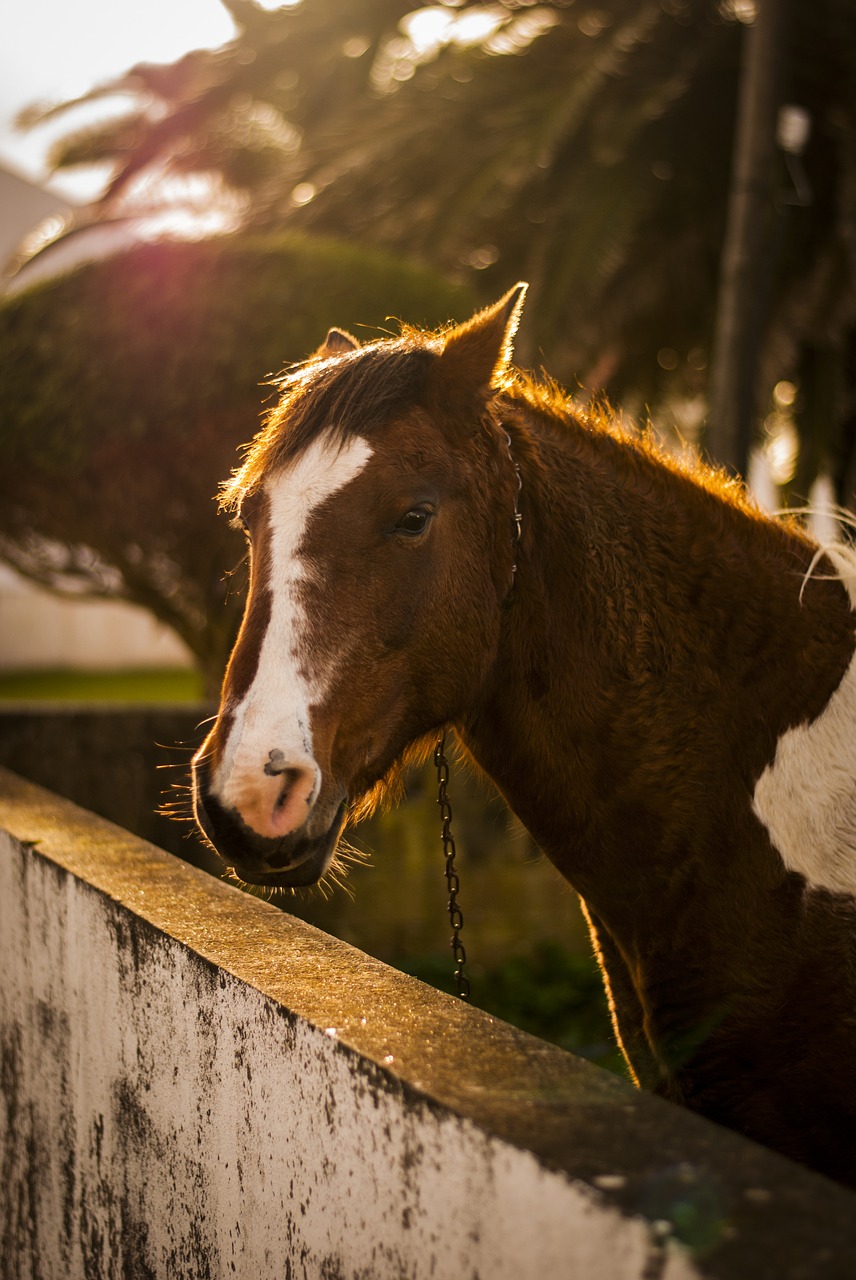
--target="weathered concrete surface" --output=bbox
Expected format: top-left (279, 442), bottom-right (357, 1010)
top-left (1, 768), bottom-right (855, 1279)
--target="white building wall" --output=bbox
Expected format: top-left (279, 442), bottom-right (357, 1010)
top-left (0, 565), bottom-right (192, 669)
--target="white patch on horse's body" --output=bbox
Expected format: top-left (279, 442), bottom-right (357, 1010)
top-left (213, 434), bottom-right (373, 838)
top-left (753, 543), bottom-right (856, 897)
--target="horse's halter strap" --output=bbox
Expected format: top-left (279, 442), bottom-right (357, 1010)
top-left (504, 428), bottom-right (523, 591)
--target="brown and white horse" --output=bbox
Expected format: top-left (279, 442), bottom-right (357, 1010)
top-left (193, 287), bottom-right (856, 1186)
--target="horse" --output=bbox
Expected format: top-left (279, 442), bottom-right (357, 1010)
top-left (192, 285), bottom-right (856, 1187)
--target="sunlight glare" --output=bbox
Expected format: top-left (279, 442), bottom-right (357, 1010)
top-left (4, 0), bottom-right (236, 107)
top-left (1, 0), bottom-right (237, 189)
top-left (11, 213), bottom-right (70, 266)
top-left (773, 380), bottom-right (797, 408)
top-left (138, 205), bottom-right (238, 240)
top-left (578, 10), bottom-right (612, 38)
top-left (719, 0), bottom-right (757, 23)
top-left (485, 8), bottom-right (559, 56)
top-left (452, 6), bottom-right (507, 46)
top-left (106, 171), bottom-right (246, 241)
top-left (399, 4), bottom-right (506, 54)
top-left (291, 182), bottom-right (317, 206)
top-left (401, 8), bottom-right (455, 54)
top-left (343, 36), bottom-right (371, 59)
top-left (764, 411), bottom-right (799, 486)
top-left (376, 4), bottom-right (509, 91)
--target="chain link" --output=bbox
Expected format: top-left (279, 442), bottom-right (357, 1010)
top-left (434, 732), bottom-right (470, 1000)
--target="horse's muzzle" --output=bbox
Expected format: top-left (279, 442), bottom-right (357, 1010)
top-left (193, 769), bottom-right (347, 887)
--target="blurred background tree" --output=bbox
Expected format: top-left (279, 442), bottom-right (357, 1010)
top-left (4, 0), bottom-right (856, 684)
top-left (20, 0), bottom-right (856, 491)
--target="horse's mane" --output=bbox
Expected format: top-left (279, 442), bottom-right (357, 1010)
top-left (506, 369), bottom-right (784, 530)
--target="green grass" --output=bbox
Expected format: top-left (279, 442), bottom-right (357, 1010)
top-left (0, 668), bottom-right (206, 703)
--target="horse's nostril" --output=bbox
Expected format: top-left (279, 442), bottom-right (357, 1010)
top-left (264, 749), bottom-right (288, 777)
top-left (264, 843), bottom-right (302, 870)
top-left (272, 767), bottom-right (303, 810)
top-left (253, 754), bottom-right (319, 839)
top-left (264, 755), bottom-right (307, 808)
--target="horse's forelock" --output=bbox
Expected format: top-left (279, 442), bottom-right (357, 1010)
top-left (221, 338), bottom-right (439, 510)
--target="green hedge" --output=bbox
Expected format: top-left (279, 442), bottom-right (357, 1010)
top-left (1, 230), bottom-right (474, 471)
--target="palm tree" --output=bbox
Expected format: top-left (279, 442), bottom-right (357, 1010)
top-left (20, 0), bottom-right (406, 216)
top-left (18, 0), bottom-right (856, 484)
top-left (297, 1), bottom-right (739, 404)
top-left (19, 2), bottom-right (741, 394)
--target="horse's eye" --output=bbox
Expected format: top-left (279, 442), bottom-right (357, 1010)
top-left (394, 508), bottom-right (432, 537)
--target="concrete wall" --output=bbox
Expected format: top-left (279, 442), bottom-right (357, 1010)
top-left (2, 769), bottom-right (855, 1280)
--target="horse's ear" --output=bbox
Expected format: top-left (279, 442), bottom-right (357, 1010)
top-left (314, 328), bottom-right (360, 359)
top-left (437, 283), bottom-right (528, 395)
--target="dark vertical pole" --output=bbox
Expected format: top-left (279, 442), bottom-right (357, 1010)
top-left (706, 0), bottom-right (788, 474)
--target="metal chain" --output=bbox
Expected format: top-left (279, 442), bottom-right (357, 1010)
top-left (434, 732), bottom-right (470, 1000)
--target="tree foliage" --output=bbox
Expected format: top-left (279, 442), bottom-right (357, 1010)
top-left (0, 232), bottom-right (473, 687)
top-left (22, 0), bottom-right (408, 212)
top-left (28, 0), bottom-right (856, 480)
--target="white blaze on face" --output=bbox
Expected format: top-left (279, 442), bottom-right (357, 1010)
top-left (213, 434), bottom-right (373, 840)
top-left (753, 544), bottom-right (856, 898)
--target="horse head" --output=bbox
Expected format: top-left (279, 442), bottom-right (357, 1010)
top-left (192, 286), bottom-right (527, 888)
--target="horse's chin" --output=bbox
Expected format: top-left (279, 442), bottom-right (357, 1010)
top-left (230, 802), bottom-right (347, 889)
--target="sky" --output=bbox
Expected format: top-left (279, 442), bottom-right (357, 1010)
top-left (0, 0), bottom-right (240, 199)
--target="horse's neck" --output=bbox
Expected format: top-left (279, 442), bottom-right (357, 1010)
top-left (462, 402), bottom-right (856, 1149)
top-left (462, 401), bottom-right (856, 953)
